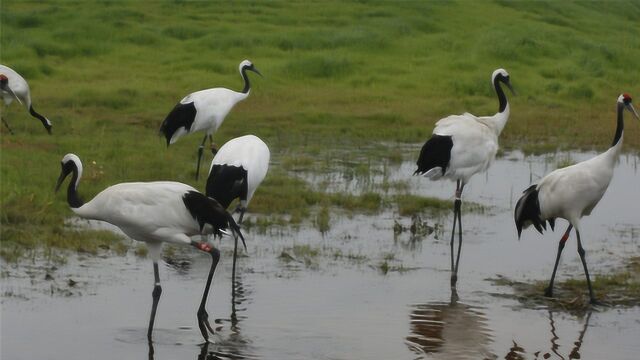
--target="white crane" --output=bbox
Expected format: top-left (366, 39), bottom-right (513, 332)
top-left (159, 60), bottom-right (262, 180)
top-left (54, 153), bottom-right (246, 342)
top-left (414, 68), bottom-right (514, 287)
top-left (0, 64), bottom-right (52, 134)
top-left (514, 94), bottom-right (639, 304)
top-left (206, 134), bottom-right (270, 282)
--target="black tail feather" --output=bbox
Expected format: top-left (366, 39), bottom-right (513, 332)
top-left (514, 185), bottom-right (546, 238)
top-left (182, 191), bottom-right (247, 251)
top-left (414, 134), bottom-right (453, 176)
top-left (159, 102), bottom-right (197, 146)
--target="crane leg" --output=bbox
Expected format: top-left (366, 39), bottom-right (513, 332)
top-left (232, 232), bottom-right (238, 293)
top-left (209, 134), bottom-right (218, 155)
top-left (545, 224), bottom-right (572, 297)
top-left (147, 261), bottom-right (162, 342)
top-left (2, 116), bottom-right (14, 135)
top-left (576, 230), bottom-right (597, 304)
top-left (452, 182), bottom-right (465, 287)
top-left (449, 181), bottom-right (461, 288)
top-left (195, 134), bottom-right (208, 181)
top-left (192, 241), bottom-right (221, 341)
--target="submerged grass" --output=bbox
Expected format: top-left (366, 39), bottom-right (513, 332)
top-left (488, 257), bottom-right (640, 313)
top-left (1, 1), bottom-right (639, 259)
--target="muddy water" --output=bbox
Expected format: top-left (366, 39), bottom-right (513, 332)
top-left (2, 149), bottom-right (640, 360)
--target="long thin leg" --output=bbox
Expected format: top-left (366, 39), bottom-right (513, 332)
top-left (147, 261), bottom-right (162, 342)
top-left (453, 183), bottom-right (465, 277)
top-left (232, 232), bottom-right (238, 291)
top-left (2, 116), bottom-right (14, 134)
top-left (238, 208), bottom-right (246, 224)
top-left (209, 134), bottom-right (217, 155)
top-left (195, 134), bottom-right (208, 181)
top-left (449, 181), bottom-right (460, 278)
top-left (450, 181), bottom-right (462, 288)
top-left (545, 224), bottom-right (573, 297)
top-left (192, 241), bottom-right (221, 341)
top-left (576, 230), bottom-right (596, 304)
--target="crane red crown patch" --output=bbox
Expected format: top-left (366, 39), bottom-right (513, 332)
top-left (0, 74), bottom-right (7, 81)
top-left (623, 93), bottom-right (632, 102)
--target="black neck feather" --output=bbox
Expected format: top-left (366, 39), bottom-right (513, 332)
top-left (67, 167), bottom-right (84, 208)
top-left (241, 67), bottom-right (250, 94)
top-left (612, 102), bottom-right (624, 147)
top-left (494, 78), bottom-right (507, 113)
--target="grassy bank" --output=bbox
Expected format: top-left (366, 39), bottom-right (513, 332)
top-left (1, 1), bottom-right (639, 260)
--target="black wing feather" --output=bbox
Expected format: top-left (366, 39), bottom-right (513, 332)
top-left (414, 134), bottom-right (453, 176)
top-left (159, 102), bottom-right (197, 146)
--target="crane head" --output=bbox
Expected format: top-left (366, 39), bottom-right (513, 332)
top-left (492, 68), bottom-right (515, 95)
top-left (619, 94), bottom-right (639, 120)
top-left (55, 154), bottom-right (83, 192)
top-left (239, 59), bottom-right (262, 77)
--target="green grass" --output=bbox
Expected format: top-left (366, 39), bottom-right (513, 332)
top-left (488, 257), bottom-right (640, 312)
top-left (1, 1), bottom-right (639, 259)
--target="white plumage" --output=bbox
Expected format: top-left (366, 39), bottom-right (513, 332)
top-left (159, 60), bottom-right (262, 180)
top-left (415, 68), bottom-right (514, 287)
top-left (0, 64), bottom-right (52, 133)
top-left (515, 93), bottom-right (639, 303)
top-left (55, 153), bottom-right (244, 342)
top-left (205, 135), bottom-right (270, 283)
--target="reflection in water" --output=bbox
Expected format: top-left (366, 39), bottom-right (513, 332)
top-left (503, 311), bottom-right (592, 360)
top-left (405, 290), bottom-right (493, 359)
top-left (406, 290), bottom-right (593, 360)
top-left (147, 274), bottom-right (258, 360)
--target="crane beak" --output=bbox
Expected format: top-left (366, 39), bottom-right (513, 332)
top-left (55, 164), bottom-right (71, 192)
top-left (5, 86), bottom-right (22, 105)
top-left (505, 80), bottom-right (516, 95)
top-left (250, 66), bottom-right (262, 77)
top-left (55, 171), bottom-right (66, 192)
top-left (627, 103), bottom-right (640, 120)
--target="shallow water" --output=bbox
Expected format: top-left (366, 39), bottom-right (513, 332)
top-left (2, 149), bottom-right (640, 360)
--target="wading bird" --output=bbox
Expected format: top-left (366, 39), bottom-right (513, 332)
top-left (414, 68), bottom-right (514, 287)
top-left (55, 153), bottom-right (246, 342)
top-left (206, 134), bottom-right (270, 281)
top-left (514, 94), bottom-right (639, 304)
top-left (159, 60), bottom-right (262, 180)
top-left (0, 64), bottom-right (52, 134)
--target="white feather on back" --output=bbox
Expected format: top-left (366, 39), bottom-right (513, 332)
top-left (433, 114), bottom-right (499, 183)
top-left (179, 88), bottom-right (249, 135)
top-left (74, 182), bottom-right (204, 244)
top-left (537, 152), bottom-right (616, 225)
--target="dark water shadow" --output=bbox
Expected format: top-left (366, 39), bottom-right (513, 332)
top-left (501, 310), bottom-right (592, 360)
top-left (405, 290), bottom-right (494, 359)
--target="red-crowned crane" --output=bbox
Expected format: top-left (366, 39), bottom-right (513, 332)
top-left (205, 134), bottom-right (270, 282)
top-left (55, 153), bottom-right (246, 342)
top-left (159, 60), bottom-right (262, 180)
top-left (414, 68), bottom-right (514, 288)
top-left (0, 64), bottom-right (52, 134)
top-left (515, 94), bottom-right (639, 304)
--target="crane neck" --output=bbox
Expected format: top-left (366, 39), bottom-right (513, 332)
top-left (494, 77), bottom-right (508, 114)
top-left (67, 164), bottom-right (85, 209)
top-left (611, 102), bottom-right (624, 148)
top-left (240, 67), bottom-right (251, 94)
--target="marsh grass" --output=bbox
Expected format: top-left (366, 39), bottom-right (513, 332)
top-left (488, 257), bottom-right (640, 313)
top-left (1, 1), bottom-right (639, 259)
